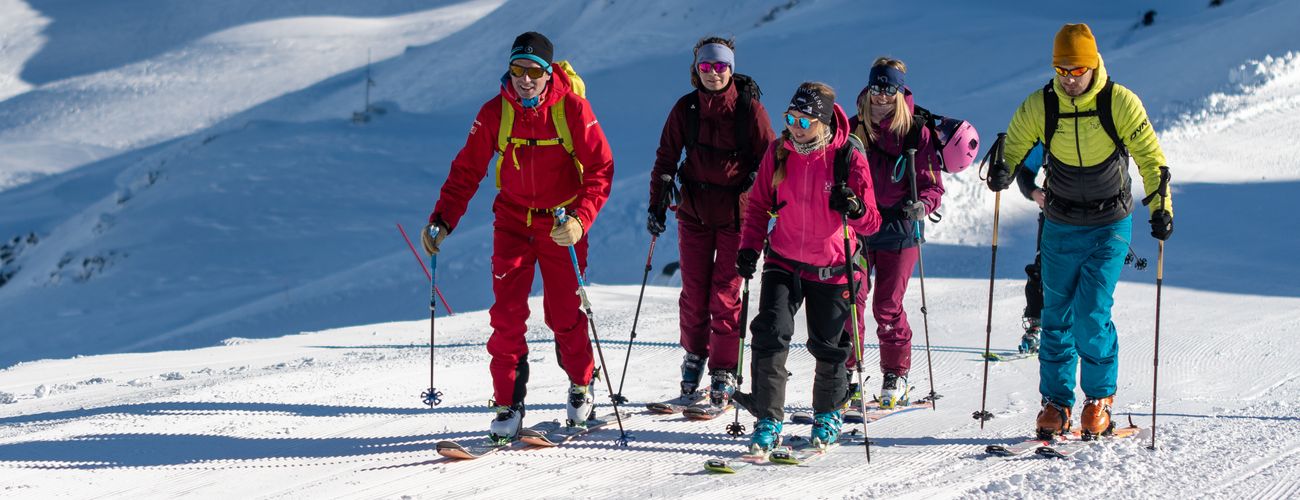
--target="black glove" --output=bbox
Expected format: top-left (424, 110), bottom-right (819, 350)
top-left (739, 171), bottom-right (757, 192)
top-left (1149, 210), bottom-right (1173, 241)
top-left (736, 248), bottom-right (759, 280)
top-left (987, 161), bottom-right (1014, 192)
top-left (902, 200), bottom-right (927, 221)
top-left (828, 184), bottom-right (865, 219)
top-left (647, 206), bottom-right (667, 236)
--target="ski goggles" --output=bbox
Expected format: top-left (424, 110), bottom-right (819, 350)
top-left (784, 113), bottom-right (817, 129)
top-left (868, 84), bottom-right (900, 97)
top-left (1054, 66), bottom-right (1091, 77)
top-left (508, 64), bottom-right (549, 79)
top-left (696, 61), bottom-right (731, 74)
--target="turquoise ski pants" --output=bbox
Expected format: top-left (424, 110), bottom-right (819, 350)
top-left (1038, 217), bottom-right (1131, 407)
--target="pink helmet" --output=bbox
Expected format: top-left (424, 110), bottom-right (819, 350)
top-left (935, 117), bottom-right (979, 173)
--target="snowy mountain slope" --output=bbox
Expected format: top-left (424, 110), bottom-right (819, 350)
top-left (0, 0), bottom-right (504, 187)
top-left (0, 282), bottom-right (1296, 497)
top-left (1, 0), bottom-right (1298, 373)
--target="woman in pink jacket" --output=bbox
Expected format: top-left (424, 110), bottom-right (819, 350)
top-left (734, 82), bottom-right (881, 453)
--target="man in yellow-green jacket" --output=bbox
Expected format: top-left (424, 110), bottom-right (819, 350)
top-left (987, 23), bottom-right (1174, 441)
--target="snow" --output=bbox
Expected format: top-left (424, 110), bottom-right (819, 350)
top-left (2, 0), bottom-right (1299, 497)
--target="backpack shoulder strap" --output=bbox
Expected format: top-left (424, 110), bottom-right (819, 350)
top-left (1042, 80), bottom-right (1058, 154)
top-left (549, 98), bottom-right (583, 181)
top-left (683, 91), bottom-right (701, 150)
top-left (1096, 79), bottom-right (1126, 154)
top-left (836, 134), bottom-right (866, 186)
top-left (495, 96), bottom-right (514, 188)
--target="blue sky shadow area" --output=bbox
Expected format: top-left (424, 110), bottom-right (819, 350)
top-left (19, 0), bottom-right (459, 84)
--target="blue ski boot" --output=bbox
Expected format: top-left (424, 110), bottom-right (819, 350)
top-left (749, 417), bottom-right (783, 455)
top-left (810, 410), bottom-right (843, 448)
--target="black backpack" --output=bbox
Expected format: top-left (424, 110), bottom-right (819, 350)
top-left (1041, 78), bottom-right (1126, 161)
top-left (683, 73), bottom-right (763, 168)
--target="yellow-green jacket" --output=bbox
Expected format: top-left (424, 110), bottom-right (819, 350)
top-left (1004, 56), bottom-right (1171, 225)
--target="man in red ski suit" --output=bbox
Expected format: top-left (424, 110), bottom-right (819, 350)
top-left (422, 32), bottom-right (614, 439)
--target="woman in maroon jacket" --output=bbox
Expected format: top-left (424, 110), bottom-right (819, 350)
top-left (647, 36), bottom-right (775, 410)
top-left (846, 57), bottom-right (945, 409)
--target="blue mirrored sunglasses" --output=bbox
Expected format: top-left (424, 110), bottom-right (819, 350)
top-left (868, 84), bottom-right (900, 97)
top-left (784, 113), bottom-right (814, 129)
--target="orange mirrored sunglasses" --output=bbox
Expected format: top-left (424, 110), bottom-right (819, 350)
top-left (508, 64), bottom-right (548, 79)
top-left (1054, 66), bottom-right (1090, 77)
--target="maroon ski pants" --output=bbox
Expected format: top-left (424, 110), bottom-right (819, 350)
top-left (846, 246), bottom-right (919, 377)
top-left (677, 218), bottom-right (742, 371)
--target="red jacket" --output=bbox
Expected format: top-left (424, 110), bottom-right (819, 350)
top-left (650, 80), bottom-right (774, 228)
top-left (431, 69), bottom-right (614, 232)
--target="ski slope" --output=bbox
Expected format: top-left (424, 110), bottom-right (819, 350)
top-left (1, 282), bottom-right (1297, 497)
top-left (2, 0), bottom-right (1300, 496)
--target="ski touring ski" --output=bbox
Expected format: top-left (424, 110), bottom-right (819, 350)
top-left (1036, 424), bottom-right (1147, 459)
top-left (981, 351), bottom-right (1037, 362)
top-left (518, 410), bottom-right (634, 447)
top-left (769, 429), bottom-right (864, 466)
top-left (789, 398), bottom-right (933, 425)
top-left (435, 421), bottom-right (563, 460)
top-left (646, 392), bottom-right (707, 414)
top-left (703, 447), bottom-right (787, 474)
top-left (682, 403), bottom-right (732, 421)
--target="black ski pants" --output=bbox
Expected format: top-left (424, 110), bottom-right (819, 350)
top-left (748, 264), bottom-right (853, 421)
top-left (1024, 212), bottom-right (1045, 319)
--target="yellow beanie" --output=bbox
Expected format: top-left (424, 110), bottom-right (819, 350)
top-left (1053, 23), bottom-right (1100, 68)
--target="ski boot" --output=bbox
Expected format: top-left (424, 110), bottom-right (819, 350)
top-left (749, 417), bottom-right (783, 455)
top-left (680, 352), bottom-right (707, 395)
top-left (1080, 395), bottom-right (1115, 440)
top-left (841, 381), bottom-right (862, 412)
top-left (488, 402), bottom-right (525, 444)
top-left (1035, 399), bottom-right (1072, 440)
top-left (1019, 317), bottom-right (1041, 354)
top-left (566, 382), bottom-right (595, 428)
top-left (708, 369), bottom-right (737, 407)
top-left (879, 373), bottom-right (910, 409)
top-left (810, 410), bottom-right (843, 449)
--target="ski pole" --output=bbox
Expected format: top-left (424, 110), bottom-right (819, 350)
top-left (555, 208), bottom-right (631, 446)
top-left (841, 212), bottom-right (871, 462)
top-left (611, 232), bottom-right (657, 405)
top-left (973, 133), bottom-right (1006, 426)
top-left (905, 149), bottom-right (938, 410)
top-left (421, 224), bottom-right (444, 407)
top-left (726, 279), bottom-right (750, 438)
top-left (396, 223), bottom-right (454, 315)
top-left (1148, 166), bottom-right (1171, 450)
top-left (613, 175), bottom-right (675, 404)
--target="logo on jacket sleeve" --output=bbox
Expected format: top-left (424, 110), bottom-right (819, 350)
top-left (469, 119), bottom-right (481, 135)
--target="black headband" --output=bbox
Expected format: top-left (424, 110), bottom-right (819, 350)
top-left (787, 87), bottom-right (833, 124)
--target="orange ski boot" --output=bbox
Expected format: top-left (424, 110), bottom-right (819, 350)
top-left (1080, 396), bottom-right (1115, 440)
top-left (1035, 400), bottom-right (1072, 440)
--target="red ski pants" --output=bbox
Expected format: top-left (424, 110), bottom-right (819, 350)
top-left (677, 218), bottom-right (742, 371)
top-left (487, 211), bottom-right (594, 407)
top-left (846, 247), bottom-right (918, 377)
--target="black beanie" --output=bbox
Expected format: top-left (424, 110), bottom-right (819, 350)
top-left (510, 32), bottom-right (554, 67)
